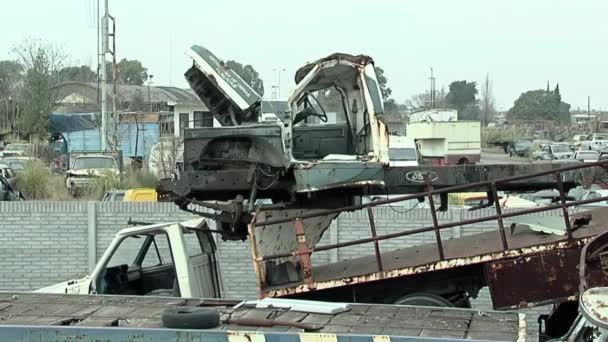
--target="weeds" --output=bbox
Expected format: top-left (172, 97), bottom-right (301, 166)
top-left (14, 161), bottom-right (157, 201)
top-left (15, 160), bottom-right (50, 199)
top-left (81, 169), bottom-right (158, 200)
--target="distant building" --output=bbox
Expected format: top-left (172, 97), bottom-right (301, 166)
top-left (54, 82), bottom-right (213, 138)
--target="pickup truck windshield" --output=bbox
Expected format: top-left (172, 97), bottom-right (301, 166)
top-left (74, 157), bottom-right (115, 170)
top-left (389, 148), bottom-right (417, 161)
top-left (552, 145), bottom-right (570, 153)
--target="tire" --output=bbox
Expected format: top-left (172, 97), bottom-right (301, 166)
top-left (162, 306), bottom-right (220, 329)
top-left (394, 293), bottom-right (455, 307)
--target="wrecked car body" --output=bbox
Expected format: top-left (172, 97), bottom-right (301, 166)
top-left (158, 45), bottom-right (608, 244)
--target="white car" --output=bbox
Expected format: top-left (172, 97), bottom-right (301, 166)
top-left (0, 143), bottom-right (32, 158)
top-left (0, 163), bottom-right (17, 189)
top-left (579, 190), bottom-right (608, 207)
top-left (572, 150), bottom-right (600, 163)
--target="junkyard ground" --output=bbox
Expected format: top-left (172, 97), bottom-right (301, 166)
top-left (481, 149), bottom-right (529, 164)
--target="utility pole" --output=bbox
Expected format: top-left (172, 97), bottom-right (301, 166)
top-left (428, 68), bottom-right (436, 109)
top-left (100, 0), bottom-right (109, 151)
top-left (109, 13), bottom-right (117, 153)
top-left (100, 0), bottom-right (118, 152)
top-left (588, 96), bottom-right (592, 133)
top-left (274, 68), bottom-right (285, 98)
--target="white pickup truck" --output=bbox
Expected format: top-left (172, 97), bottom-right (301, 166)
top-left (36, 219), bottom-right (223, 298)
top-left (578, 133), bottom-right (608, 151)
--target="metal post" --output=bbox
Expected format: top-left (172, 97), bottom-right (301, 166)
top-left (295, 218), bottom-right (314, 288)
top-left (110, 16), bottom-right (118, 153)
top-left (554, 171), bottom-right (573, 241)
top-left (100, 0), bottom-right (108, 151)
top-left (87, 202), bottom-right (97, 273)
top-left (426, 177), bottom-right (445, 260)
top-left (366, 207), bottom-right (383, 272)
top-left (247, 216), bottom-right (266, 298)
top-left (491, 182), bottom-right (509, 250)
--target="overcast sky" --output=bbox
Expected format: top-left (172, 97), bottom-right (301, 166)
top-left (1, 0), bottom-right (606, 111)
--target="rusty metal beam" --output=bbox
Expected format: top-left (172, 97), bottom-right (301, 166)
top-left (295, 218), bottom-right (314, 288)
top-left (426, 177), bottom-right (445, 260)
top-left (554, 171), bottom-right (573, 241)
top-left (366, 207), bottom-right (383, 271)
top-left (491, 182), bottom-right (508, 250)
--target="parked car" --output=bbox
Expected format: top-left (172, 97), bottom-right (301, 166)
top-left (124, 188), bottom-right (157, 202)
top-left (572, 150), bottom-right (600, 163)
top-left (521, 189), bottom-right (577, 205)
top-left (578, 190), bottom-right (608, 207)
top-left (531, 144), bottom-right (574, 160)
top-left (100, 189), bottom-right (127, 202)
top-left (508, 139), bottom-right (533, 157)
top-left (0, 143), bottom-right (32, 158)
top-left (66, 154), bottom-right (120, 196)
top-left (0, 175), bottom-right (22, 201)
top-left (0, 163), bottom-right (17, 189)
top-left (1, 157), bottom-right (33, 174)
top-left (578, 133), bottom-right (608, 151)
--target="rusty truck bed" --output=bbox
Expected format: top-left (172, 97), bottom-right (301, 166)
top-left (264, 208), bottom-right (608, 301)
top-left (0, 292), bottom-right (524, 341)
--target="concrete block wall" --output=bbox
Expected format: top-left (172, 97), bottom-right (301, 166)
top-left (0, 202), bottom-right (89, 291)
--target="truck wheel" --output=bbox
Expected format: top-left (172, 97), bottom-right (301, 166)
top-left (162, 306), bottom-right (220, 329)
top-left (393, 293), bottom-right (454, 307)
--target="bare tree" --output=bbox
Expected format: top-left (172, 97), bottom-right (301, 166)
top-left (406, 87), bottom-right (447, 111)
top-left (480, 73), bottom-right (496, 126)
top-left (149, 136), bottom-right (182, 179)
top-left (12, 39), bottom-right (67, 138)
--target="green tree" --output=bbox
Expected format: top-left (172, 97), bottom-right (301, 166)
top-left (226, 60), bottom-right (264, 96)
top-left (375, 66), bottom-right (392, 100)
top-left (0, 60), bottom-right (23, 98)
top-left (507, 85), bottom-right (570, 123)
top-left (12, 39), bottom-right (66, 138)
top-left (446, 81), bottom-right (479, 119)
top-left (56, 65), bottom-right (96, 83)
top-left (107, 59), bottom-right (148, 85)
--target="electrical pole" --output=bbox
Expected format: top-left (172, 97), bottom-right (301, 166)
top-left (428, 68), bottom-right (436, 109)
top-left (100, 0), bottom-right (108, 151)
top-left (588, 96), bottom-right (592, 133)
top-left (274, 68), bottom-right (285, 98)
top-left (109, 13), bottom-right (117, 153)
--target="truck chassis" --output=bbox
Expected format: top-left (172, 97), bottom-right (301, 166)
top-left (248, 160), bottom-right (608, 309)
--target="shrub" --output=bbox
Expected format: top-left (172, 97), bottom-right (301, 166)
top-left (15, 160), bottom-right (50, 199)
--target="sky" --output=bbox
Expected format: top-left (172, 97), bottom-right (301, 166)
top-left (1, 0), bottom-right (607, 111)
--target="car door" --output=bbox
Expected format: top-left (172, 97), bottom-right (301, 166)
top-left (183, 225), bottom-right (222, 298)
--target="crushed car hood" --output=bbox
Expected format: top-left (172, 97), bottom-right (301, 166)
top-left (185, 45), bottom-right (262, 126)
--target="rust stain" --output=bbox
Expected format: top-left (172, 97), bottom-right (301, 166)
top-left (265, 239), bottom-right (590, 298)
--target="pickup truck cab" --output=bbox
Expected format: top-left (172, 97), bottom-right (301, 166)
top-left (36, 219), bottom-right (222, 298)
top-left (579, 133), bottom-right (608, 151)
top-left (66, 154), bottom-right (120, 195)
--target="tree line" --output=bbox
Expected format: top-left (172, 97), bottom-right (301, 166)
top-left (0, 38), bottom-right (571, 141)
top-left (402, 74), bottom-right (571, 125)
